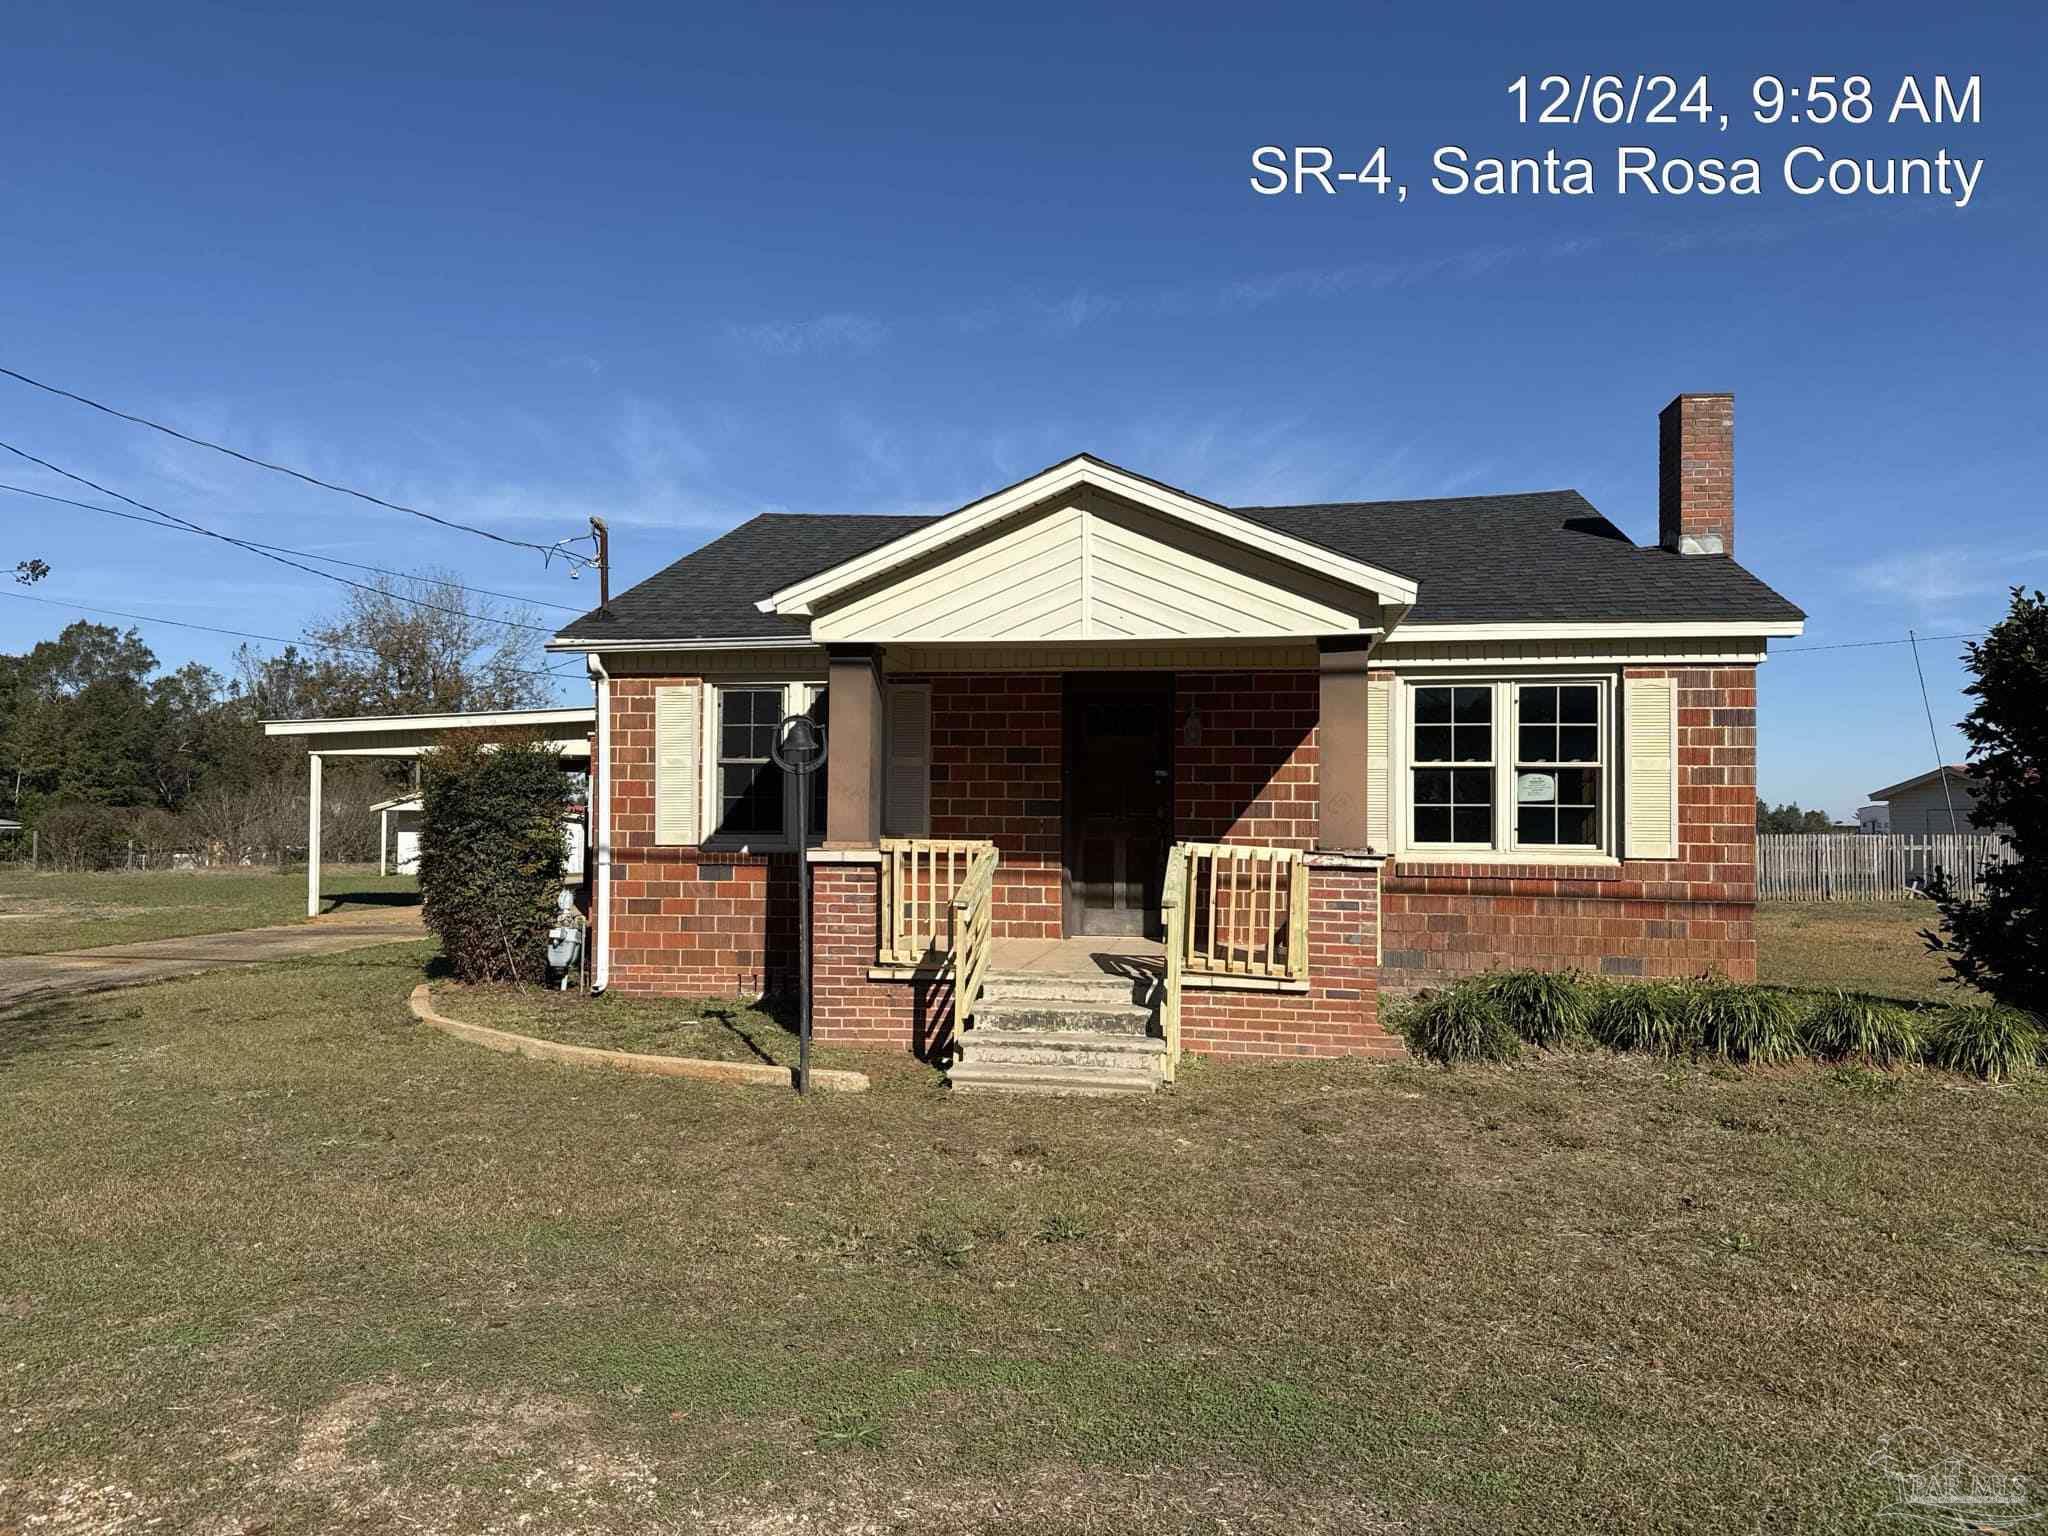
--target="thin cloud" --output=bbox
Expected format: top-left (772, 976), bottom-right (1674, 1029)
top-left (1854, 547), bottom-right (2048, 607)
top-left (725, 311), bottom-right (887, 356)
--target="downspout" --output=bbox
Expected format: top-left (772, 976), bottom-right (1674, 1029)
top-left (587, 652), bottom-right (613, 994)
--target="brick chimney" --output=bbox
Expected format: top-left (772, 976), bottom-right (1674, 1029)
top-left (1658, 392), bottom-right (1733, 556)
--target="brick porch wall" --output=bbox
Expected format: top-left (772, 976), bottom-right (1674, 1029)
top-left (925, 673), bottom-right (1062, 939)
top-left (1180, 857), bottom-right (1398, 1059)
top-left (1175, 671), bottom-right (1319, 848)
top-left (1377, 665), bottom-right (1759, 995)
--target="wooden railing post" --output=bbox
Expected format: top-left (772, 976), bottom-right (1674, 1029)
top-left (1160, 845), bottom-right (1187, 1083)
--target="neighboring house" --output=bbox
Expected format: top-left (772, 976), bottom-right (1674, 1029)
top-left (1867, 766), bottom-right (1993, 836)
top-left (1856, 804), bottom-right (1890, 834)
top-left (550, 392), bottom-right (1804, 1085)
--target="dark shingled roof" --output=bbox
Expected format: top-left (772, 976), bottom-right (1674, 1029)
top-left (553, 488), bottom-right (1802, 644)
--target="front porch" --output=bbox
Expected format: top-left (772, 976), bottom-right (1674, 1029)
top-left (989, 934), bottom-right (1163, 980)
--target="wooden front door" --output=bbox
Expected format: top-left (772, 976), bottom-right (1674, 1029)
top-left (1064, 676), bottom-right (1173, 937)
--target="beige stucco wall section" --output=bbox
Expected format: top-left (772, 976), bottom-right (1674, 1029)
top-left (810, 487), bottom-right (1375, 644)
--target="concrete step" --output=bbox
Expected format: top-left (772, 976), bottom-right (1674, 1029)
top-left (972, 997), bottom-right (1156, 1037)
top-left (947, 1059), bottom-right (1160, 1097)
top-left (982, 970), bottom-right (1159, 1008)
top-left (961, 1029), bottom-right (1168, 1072)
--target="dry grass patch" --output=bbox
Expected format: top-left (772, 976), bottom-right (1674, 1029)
top-left (1, 943), bottom-right (2043, 1534)
top-left (429, 980), bottom-right (865, 1071)
top-left (0, 868), bottom-right (417, 955)
top-left (1756, 900), bottom-right (1963, 1003)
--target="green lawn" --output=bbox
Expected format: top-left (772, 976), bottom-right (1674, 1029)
top-left (0, 867), bottom-right (418, 955)
top-left (2, 941), bottom-right (2042, 1534)
top-left (1756, 900), bottom-right (1961, 1003)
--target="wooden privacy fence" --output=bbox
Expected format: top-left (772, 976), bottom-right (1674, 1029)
top-left (1758, 833), bottom-right (2011, 902)
top-left (878, 837), bottom-right (997, 965)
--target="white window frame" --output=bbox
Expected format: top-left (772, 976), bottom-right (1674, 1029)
top-left (1393, 672), bottom-right (1617, 864)
top-left (699, 680), bottom-right (827, 853)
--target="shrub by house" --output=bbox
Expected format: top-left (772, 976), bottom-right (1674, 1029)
top-left (417, 731), bottom-right (568, 983)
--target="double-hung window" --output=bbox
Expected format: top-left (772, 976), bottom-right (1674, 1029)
top-left (1409, 685), bottom-right (1495, 847)
top-left (705, 681), bottom-right (828, 848)
top-left (1513, 683), bottom-right (1602, 848)
top-left (1404, 678), bottom-right (1610, 856)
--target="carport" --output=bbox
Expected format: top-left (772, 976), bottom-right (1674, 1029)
top-left (261, 706), bottom-right (595, 916)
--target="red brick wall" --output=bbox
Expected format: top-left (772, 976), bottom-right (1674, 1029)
top-left (604, 675), bottom-right (799, 998)
top-left (1378, 665), bottom-right (1759, 994)
top-left (924, 673), bottom-right (1062, 939)
top-left (810, 861), bottom-right (957, 1053)
top-left (1180, 858), bottom-right (1399, 1060)
top-left (1174, 671), bottom-right (1319, 848)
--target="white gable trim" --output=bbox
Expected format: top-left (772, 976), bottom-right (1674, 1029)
top-left (1395, 619), bottom-right (1804, 642)
top-left (756, 454), bottom-right (1420, 619)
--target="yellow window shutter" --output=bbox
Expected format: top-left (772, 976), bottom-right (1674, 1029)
top-left (1623, 675), bottom-right (1679, 860)
top-left (1365, 677), bottom-right (1392, 853)
top-left (654, 685), bottom-right (701, 846)
top-left (884, 683), bottom-right (931, 836)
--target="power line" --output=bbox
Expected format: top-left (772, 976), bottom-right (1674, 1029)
top-left (0, 480), bottom-right (586, 614)
top-left (1908, 628), bottom-right (1964, 835)
top-left (1776, 631), bottom-right (1983, 655)
top-left (0, 436), bottom-right (556, 634)
top-left (0, 362), bottom-right (592, 567)
top-left (0, 587), bottom-right (580, 683)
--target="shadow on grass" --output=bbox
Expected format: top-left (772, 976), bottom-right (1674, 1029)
top-left (706, 997), bottom-right (796, 1066)
top-left (0, 995), bottom-right (129, 1068)
top-left (322, 890), bottom-right (423, 913)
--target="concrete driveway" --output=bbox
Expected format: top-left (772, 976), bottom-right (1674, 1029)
top-left (0, 908), bottom-right (425, 1013)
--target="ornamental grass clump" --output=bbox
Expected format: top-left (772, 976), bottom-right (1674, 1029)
top-left (1585, 981), bottom-right (1695, 1059)
top-left (1395, 984), bottom-right (1520, 1066)
top-left (1923, 1003), bottom-right (2043, 1083)
top-left (1481, 969), bottom-right (1595, 1049)
top-left (1687, 980), bottom-right (1806, 1066)
top-left (1804, 991), bottom-right (1923, 1068)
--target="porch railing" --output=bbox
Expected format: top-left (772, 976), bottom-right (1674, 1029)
top-left (878, 836), bottom-right (997, 966)
top-left (1159, 844), bottom-right (1188, 1083)
top-left (949, 845), bottom-right (998, 1035)
top-left (1177, 841), bottom-right (1310, 984)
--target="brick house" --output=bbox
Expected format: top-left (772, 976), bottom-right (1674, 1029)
top-left (549, 393), bottom-right (1802, 1091)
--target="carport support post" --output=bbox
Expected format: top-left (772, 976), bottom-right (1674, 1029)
top-left (306, 751), bottom-right (323, 918)
top-left (378, 806), bottom-right (388, 878)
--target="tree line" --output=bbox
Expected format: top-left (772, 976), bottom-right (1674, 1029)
top-left (1, 570), bottom-right (559, 869)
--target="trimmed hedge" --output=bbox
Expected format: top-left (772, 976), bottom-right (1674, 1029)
top-left (417, 731), bottom-right (569, 984)
top-left (1391, 967), bottom-right (2044, 1082)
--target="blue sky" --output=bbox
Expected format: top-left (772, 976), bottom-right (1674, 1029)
top-left (2, 0), bottom-right (2040, 816)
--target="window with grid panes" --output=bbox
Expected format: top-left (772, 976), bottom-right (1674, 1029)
top-left (1409, 684), bottom-right (1494, 846)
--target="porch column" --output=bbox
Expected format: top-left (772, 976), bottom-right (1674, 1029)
top-left (306, 751), bottom-right (323, 917)
top-left (378, 806), bottom-right (388, 878)
top-left (825, 644), bottom-right (884, 847)
top-left (1317, 636), bottom-right (1373, 852)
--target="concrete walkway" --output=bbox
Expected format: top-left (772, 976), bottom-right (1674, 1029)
top-left (0, 908), bottom-right (425, 1013)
